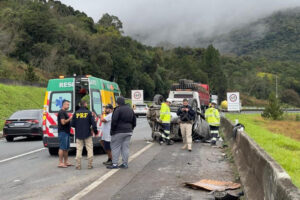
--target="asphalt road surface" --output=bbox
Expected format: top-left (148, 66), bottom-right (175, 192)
top-left (0, 118), bottom-right (237, 200)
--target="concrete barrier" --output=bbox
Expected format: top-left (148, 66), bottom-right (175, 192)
top-left (221, 117), bottom-right (300, 200)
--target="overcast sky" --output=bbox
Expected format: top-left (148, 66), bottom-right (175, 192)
top-left (59, 0), bottom-right (300, 46)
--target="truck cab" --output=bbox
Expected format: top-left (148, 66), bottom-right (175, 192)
top-left (42, 75), bottom-right (120, 155)
top-left (168, 90), bottom-right (201, 111)
top-left (147, 79), bottom-right (211, 142)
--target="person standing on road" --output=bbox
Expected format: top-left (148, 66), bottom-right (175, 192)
top-left (71, 100), bottom-right (98, 170)
top-left (205, 100), bottom-right (220, 145)
top-left (159, 98), bottom-right (173, 145)
top-left (177, 99), bottom-right (195, 152)
top-left (100, 104), bottom-right (113, 166)
top-left (57, 100), bottom-right (73, 168)
top-left (107, 97), bottom-right (136, 169)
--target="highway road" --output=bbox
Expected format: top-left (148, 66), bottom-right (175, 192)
top-left (0, 118), bottom-right (238, 200)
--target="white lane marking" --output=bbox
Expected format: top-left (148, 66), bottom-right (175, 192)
top-left (0, 148), bottom-right (46, 164)
top-left (69, 142), bottom-right (155, 200)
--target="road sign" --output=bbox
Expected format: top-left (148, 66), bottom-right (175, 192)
top-left (131, 90), bottom-right (144, 105)
top-left (227, 92), bottom-right (241, 112)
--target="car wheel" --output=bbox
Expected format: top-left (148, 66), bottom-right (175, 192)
top-left (6, 136), bottom-right (14, 142)
top-left (153, 94), bottom-right (164, 105)
top-left (48, 148), bottom-right (58, 156)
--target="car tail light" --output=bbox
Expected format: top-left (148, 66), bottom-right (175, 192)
top-left (27, 120), bottom-right (39, 124)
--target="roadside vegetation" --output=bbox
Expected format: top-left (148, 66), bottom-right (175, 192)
top-left (0, 0), bottom-right (300, 105)
top-left (226, 113), bottom-right (300, 188)
top-left (0, 84), bottom-right (45, 130)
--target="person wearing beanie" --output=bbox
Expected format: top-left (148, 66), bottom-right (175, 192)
top-left (107, 97), bottom-right (136, 169)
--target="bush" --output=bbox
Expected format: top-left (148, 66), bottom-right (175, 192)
top-left (280, 89), bottom-right (300, 107)
top-left (25, 65), bottom-right (39, 82)
top-left (262, 93), bottom-right (283, 120)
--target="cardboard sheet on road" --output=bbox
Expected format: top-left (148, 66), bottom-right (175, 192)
top-left (185, 179), bottom-right (241, 191)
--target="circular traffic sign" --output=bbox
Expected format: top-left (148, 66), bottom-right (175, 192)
top-left (229, 94), bottom-right (237, 102)
top-left (133, 91), bottom-right (142, 100)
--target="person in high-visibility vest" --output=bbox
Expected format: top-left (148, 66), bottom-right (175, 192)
top-left (159, 98), bottom-right (173, 145)
top-left (205, 100), bottom-right (220, 145)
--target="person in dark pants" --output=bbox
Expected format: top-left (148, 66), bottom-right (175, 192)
top-left (159, 98), bottom-right (173, 145)
top-left (205, 100), bottom-right (220, 145)
top-left (57, 100), bottom-right (73, 168)
top-left (100, 104), bottom-right (113, 166)
top-left (71, 100), bottom-right (98, 170)
top-left (107, 97), bottom-right (136, 169)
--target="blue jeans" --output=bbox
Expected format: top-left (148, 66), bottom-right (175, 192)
top-left (58, 132), bottom-right (70, 150)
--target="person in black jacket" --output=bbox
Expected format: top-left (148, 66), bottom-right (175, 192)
top-left (177, 99), bottom-right (195, 152)
top-left (71, 100), bottom-right (98, 170)
top-left (107, 97), bottom-right (136, 169)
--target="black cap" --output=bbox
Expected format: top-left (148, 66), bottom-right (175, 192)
top-left (116, 96), bottom-right (125, 105)
top-left (105, 104), bottom-right (113, 109)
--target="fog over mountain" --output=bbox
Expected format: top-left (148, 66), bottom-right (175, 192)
top-left (59, 0), bottom-right (300, 47)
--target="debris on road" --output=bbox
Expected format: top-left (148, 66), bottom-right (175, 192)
top-left (184, 179), bottom-right (241, 191)
top-left (213, 190), bottom-right (243, 200)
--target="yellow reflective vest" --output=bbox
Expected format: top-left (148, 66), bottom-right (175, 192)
top-left (160, 103), bottom-right (171, 123)
top-left (205, 107), bottom-right (220, 126)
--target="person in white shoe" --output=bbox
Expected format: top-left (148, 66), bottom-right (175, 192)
top-left (100, 104), bottom-right (113, 166)
top-left (205, 100), bottom-right (220, 145)
top-left (177, 99), bottom-right (195, 152)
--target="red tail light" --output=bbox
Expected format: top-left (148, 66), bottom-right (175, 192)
top-left (27, 120), bottom-right (39, 124)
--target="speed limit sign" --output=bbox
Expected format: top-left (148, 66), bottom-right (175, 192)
top-left (131, 90), bottom-right (144, 104)
top-left (227, 92), bottom-right (240, 111)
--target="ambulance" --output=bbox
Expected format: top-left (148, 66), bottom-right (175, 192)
top-left (42, 75), bottom-right (120, 155)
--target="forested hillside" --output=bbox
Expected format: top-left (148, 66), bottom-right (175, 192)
top-left (0, 0), bottom-right (299, 106)
top-left (211, 7), bottom-right (300, 62)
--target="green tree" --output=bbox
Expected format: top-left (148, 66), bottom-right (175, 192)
top-left (97, 13), bottom-right (123, 31)
top-left (261, 93), bottom-right (283, 120)
top-left (25, 65), bottom-right (39, 82)
top-left (204, 45), bottom-right (227, 101)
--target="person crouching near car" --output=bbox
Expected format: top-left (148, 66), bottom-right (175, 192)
top-left (100, 104), bottom-right (113, 166)
top-left (71, 100), bottom-right (98, 170)
top-left (177, 99), bottom-right (195, 152)
top-left (107, 97), bottom-right (136, 169)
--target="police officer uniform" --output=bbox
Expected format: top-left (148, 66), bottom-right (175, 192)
top-left (71, 106), bottom-right (97, 169)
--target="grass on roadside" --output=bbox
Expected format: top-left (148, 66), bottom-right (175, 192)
top-left (226, 113), bottom-right (300, 188)
top-left (0, 84), bottom-right (46, 130)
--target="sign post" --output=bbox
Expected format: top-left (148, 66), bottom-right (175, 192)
top-left (227, 92), bottom-right (241, 112)
top-left (131, 90), bottom-right (144, 105)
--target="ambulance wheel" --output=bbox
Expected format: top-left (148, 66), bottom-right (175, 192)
top-left (5, 136), bottom-right (14, 142)
top-left (48, 148), bottom-right (58, 156)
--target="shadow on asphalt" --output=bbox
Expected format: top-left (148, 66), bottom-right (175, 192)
top-left (8, 136), bottom-right (43, 143)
